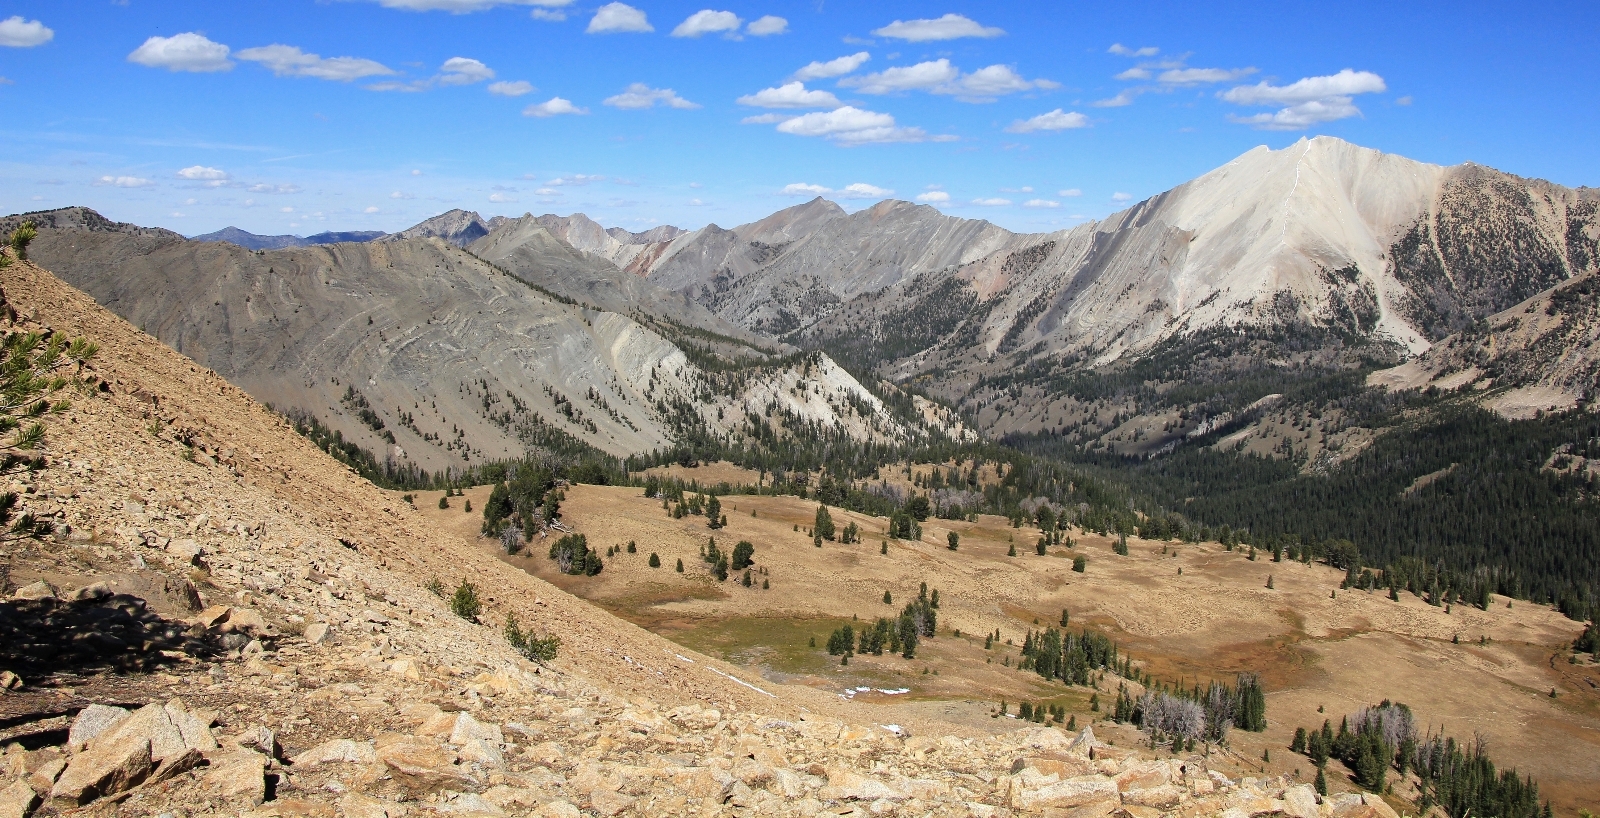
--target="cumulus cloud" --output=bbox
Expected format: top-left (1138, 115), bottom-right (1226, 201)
top-left (524, 96), bottom-right (588, 116)
top-left (237, 44), bottom-right (395, 81)
top-left (176, 166), bottom-right (228, 181)
top-left (747, 15), bottom-right (787, 36)
top-left (1022, 199), bottom-right (1059, 208)
top-left (1220, 69), bottom-right (1386, 130)
top-left (971, 197), bottom-right (1010, 206)
top-left (489, 192), bottom-right (518, 202)
top-left (365, 206), bottom-right (381, 213)
top-left (794, 52), bottom-right (869, 81)
top-left (1115, 66), bottom-right (1151, 81)
top-left (438, 56), bottom-right (494, 85)
top-left (128, 32), bottom-right (233, 72)
top-left (1111, 192), bottom-right (1132, 201)
top-left (1108, 43), bottom-right (1157, 57)
top-left (587, 2), bottom-right (652, 33)
top-left (672, 9), bottom-right (741, 38)
top-left (94, 176), bottom-right (155, 188)
top-left (1058, 188), bottom-right (1082, 197)
top-left (0, 16), bottom-right (53, 47)
top-left (872, 13), bottom-right (1003, 42)
top-left (1005, 109), bottom-right (1089, 133)
top-left (1228, 97), bottom-right (1364, 130)
top-left (1219, 68), bottom-right (1386, 105)
top-left (488, 80), bottom-right (535, 96)
top-left (781, 183), bottom-right (832, 196)
top-left (604, 83), bottom-right (699, 110)
top-left (736, 82), bottom-right (840, 109)
top-left (837, 183), bottom-right (893, 199)
top-left (915, 190), bottom-right (950, 203)
top-left (366, 0), bottom-right (573, 10)
top-left (1159, 66), bottom-right (1256, 85)
top-left (771, 106), bottom-right (941, 145)
top-left (842, 59), bottom-right (1054, 102)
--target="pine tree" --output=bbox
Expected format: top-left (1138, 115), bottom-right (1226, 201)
top-left (675, 558), bottom-right (684, 572)
top-left (947, 531), bottom-right (959, 550)
top-left (883, 590), bottom-right (892, 604)
top-left (814, 505), bottom-right (835, 541)
top-left (1314, 767), bottom-right (1327, 796)
top-left (648, 552), bottom-right (661, 568)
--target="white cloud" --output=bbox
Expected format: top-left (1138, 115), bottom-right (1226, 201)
top-left (587, 2), bottom-right (652, 33)
top-left (872, 13), bottom-right (1003, 42)
top-left (531, 8), bottom-right (566, 20)
top-left (672, 10), bottom-right (741, 38)
top-left (280, 206), bottom-right (295, 213)
top-left (772, 106), bottom-right (936, 145)
top-left (972, 198), bottom-right (1010, 206)
top-left (843, 59), bottom-right (1054, 102)
top-left (1228, 97), bottom-right (1363, 130)
top-left (128, 32), bottom-right (233, 73)
top-left (248, 183), bottom-right (302, 194)
top-left (411, 169), bottom-right (423, 175)
top-left (535, 187), bottom-right (560, 195)
top-left (1159, 67), bottom-right (1256, 85)
top-left (1111, 192), bottom-right (1132, 201)
top-left (1004, 109), bottom-right (1089, 133)
top-left (176, 165), bottom-right (228, 181)
top-left (1396, 95), bottom-right (1413, 106)
top-left (1108, 43), bottom-right (1157, 57)
top-left (740, 113), bottom-right (787, 124)
top-left (999, 186), bottom-right (1034, 193)
top-left (915, 190), bottom-right (950, 203)
top-left (1022, 199), bottom-right (1059, 208)
top-left (237, 45), bottom-right (395, 81)
top-left (737, 82), bottom-right (840, 109)
top-left (0, 16), bottom-right (53, 47)
top-left (367, 0), bottom-right (574, 10)
top-left (747, 15), bottom-right (787, 36)
top-left (794, 52), bottom-right (869, 81)
top-left (489, 80), bottom-right (534, 96)
top-left (390, 191), bottom-right (415, 199)
top-left (1220, 69), bottom-right (1386, 130)
top-left (365, 206), bottom-right (381, 213)
top-left (94, 176), bottom-right (155, 188)
top-left (1093, 90), bottom-right (1137, 108)
top-left (781, 183), bottom-right (832, 196)
top-left (688, 198), bottom-right (706, 206)
top-left (1115, 66), bottom-right (1151, 81)
top-left (604, 83), bottom-right (699, 110)
top-left (842, 59), bottom-right (957, 94)
top-left (939, 64), bottom-right (1058, 102)
top-left (547, 174), bottom-right (603, 185)
top-left (489, 192), bottom-right (518, 202)
top-left (1219, 68), bottom-right (1386, 105)
top-left (1058, 188), bottom-right (1082, 197)
top-left (438, 56), bottom-right (494, 85)
top-left (837, 182), bottom-right (893, 199)
top-left (523, 96), bottom-right (588, 116)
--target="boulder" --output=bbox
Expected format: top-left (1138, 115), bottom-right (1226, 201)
top-left (302, 622), bottom-right (330, 645)
top-left (50, 733), bottom-right (152, 806)
top-left (337, 793), bottom-right (393, 818)
top-left (1012, 754), bottom-right (1096, 779)
top-left (820, 766), bottom-right (908, 801)
top-left (98, 703), bottom-right (187, 763)
top-left (375, 735), bottom-right (471, 784)
top-left (291, 738), bottom-right (377, 767)
top-left (1011, 774), bottom-right (1120, 811)
top-left (589, 790), bottom-right (635, 817)
top-left (66, 582), bottom-right (112, 602)
top-left (1329, 792), bottom-right (1402, 818)
top-left (447, 712), bottom-right (504, 747)
top-left (66, 704), bottom-right (130, 751)
top-left (1122, 783), bottom-right (1186, 809)
top-left (205, 748), bottom-right (267, 804)
top-left (1114, 760), bottom-right (1173, 792)
top-left (1281, 783), bottom-right (1320, 818)
top-left (164, 700), bottom-right (219, 753)
top-left (11, 581), bottom-right (56, 600)
top-left (0, 780), bottom-right (38, 818)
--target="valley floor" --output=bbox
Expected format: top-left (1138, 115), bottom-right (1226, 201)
top-left (402, 474), bottom-right (1600, 814)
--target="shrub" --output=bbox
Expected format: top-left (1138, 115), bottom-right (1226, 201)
top-left (649, 552), bottom-right (661, 568)
top-left (425, 577), bottom-right (445, 597)
top-left (947, 532), bottom-right (959, 551)
top-left (504, 613), bottom-right (559, 662)
top-left (731, 540), bottom-right (755, 570)
top-left (449, 579), bottom-right (482, 621)
top-left (438, 495), bottom-right (449, 509)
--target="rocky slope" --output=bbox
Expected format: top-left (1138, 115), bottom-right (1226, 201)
top-left (1371, 271), bottom-right (1600, 417)
top-left (1, 209), bottom-right (917, 472)
top-left (0, 259), bottom-right (1374, 818)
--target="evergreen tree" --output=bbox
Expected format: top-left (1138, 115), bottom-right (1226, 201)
top-left (676, 557), bottom-right (684, 572)
top-left (731, 540), bottom-right (755, 570)
top-left (706, 494), bottom-right (722, 528)
top-left (947, 531), bottom-right (960, 551)
top-left (814, 505), bottom-right (836, 540)
top-left (648, 552), bottom-right (661, 568)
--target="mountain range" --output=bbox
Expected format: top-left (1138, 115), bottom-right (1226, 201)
top-left (8, 136), bottom-right (1598, 472)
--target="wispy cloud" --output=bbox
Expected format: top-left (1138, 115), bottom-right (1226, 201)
top-left (1221, 69), bottom-right (1386, 130)
top-left (95, 175), bottom-right (155, 188)
top-left (604, 83), bottom-right (699, 110)
top-left (768, 106), bottom-right (952, 146)
top-left (1005, 109), bottom-right (1089, 133)
top-left (842, 59), bottom-right (1056, 103)
top-left (1107, 43), bottom-right (1157, 57)
top-left (747, 15), bottom-right (787, 36)
top-left (794, 52), bottom-right (869, 81)
top-left (238, 44), bottom-right (395, 81)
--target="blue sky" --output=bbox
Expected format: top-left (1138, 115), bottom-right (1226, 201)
top-left (1, 1), bottom-right (1596, 237)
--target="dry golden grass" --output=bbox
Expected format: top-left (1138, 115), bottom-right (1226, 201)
top-left (422, 480), bottom-right (1600, 812)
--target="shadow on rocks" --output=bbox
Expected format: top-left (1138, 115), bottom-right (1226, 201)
top-left (0, 591), bottom-right (219, 684)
